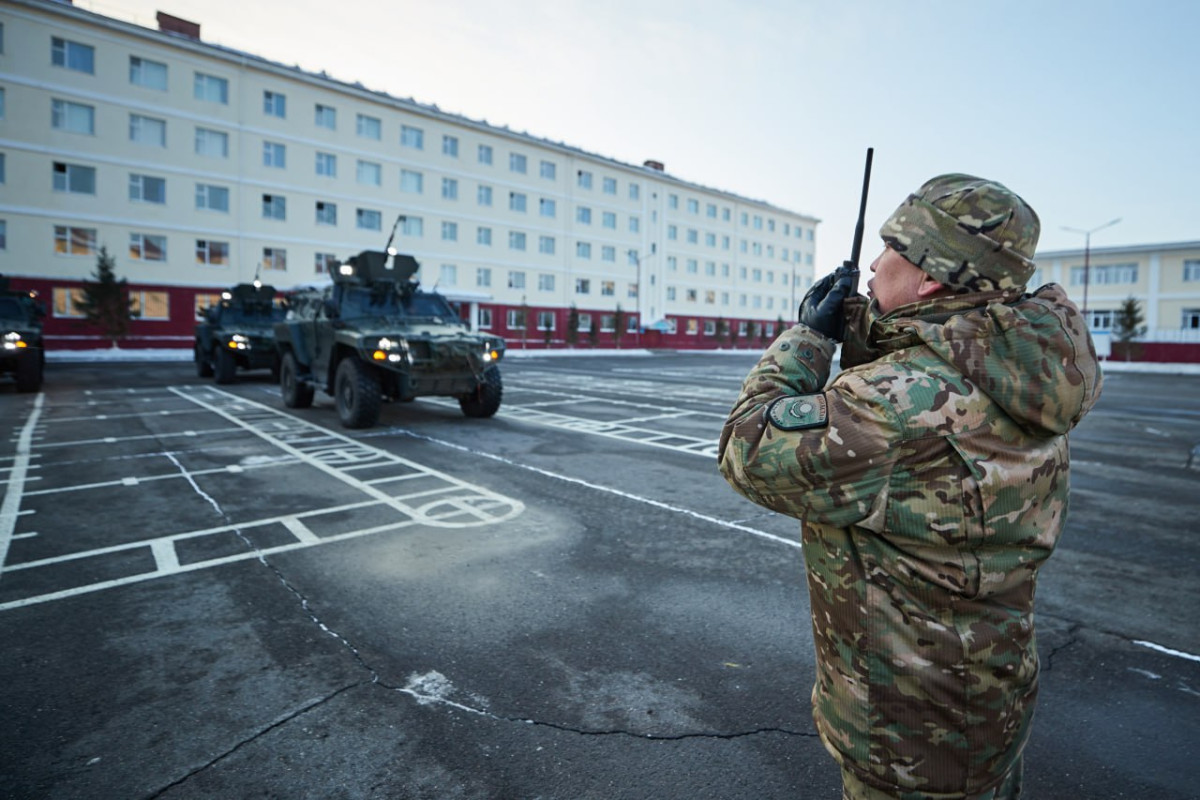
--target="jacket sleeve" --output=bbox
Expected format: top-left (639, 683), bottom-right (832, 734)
top-left (718, 323), bottom-right (901, 527)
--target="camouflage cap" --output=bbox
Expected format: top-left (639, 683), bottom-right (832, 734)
top-left (880, 174), bottom-right (1040, 293)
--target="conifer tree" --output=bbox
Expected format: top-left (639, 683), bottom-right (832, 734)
top-left (566, 304), bottom-right (580, 347)
top-left (76, 246), bottom-right (136, 348)
top-left (1113, 296), bottom-right (1147, 361)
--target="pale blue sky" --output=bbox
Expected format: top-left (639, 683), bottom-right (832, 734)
top-left (95, 0), bottom-right (1200, 269)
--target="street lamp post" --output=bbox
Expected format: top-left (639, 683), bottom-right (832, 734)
top-left (1062, 218), bottom-right (1121, 321)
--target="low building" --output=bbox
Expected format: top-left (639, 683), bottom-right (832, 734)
top-left (0, 0), bottom-right (820, 352)
top-left (1032, 241), bottom-right (1200, 362)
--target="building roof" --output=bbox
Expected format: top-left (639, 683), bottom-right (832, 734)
top-left (1036, 240), bottom-right (1200, 260)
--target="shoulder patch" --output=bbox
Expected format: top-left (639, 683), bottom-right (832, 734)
top-left (767, 394), bottom-right (828, 430)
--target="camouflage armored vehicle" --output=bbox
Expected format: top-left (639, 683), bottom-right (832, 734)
top-left (273, 249), bottom-right (505, 429)
top-left (0, 278), bottom-right (46, 393)
top-left (194, 282), bottom-right (287, 384)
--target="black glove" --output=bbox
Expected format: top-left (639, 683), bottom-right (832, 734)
top-left (798, 266), bottom-right (856, 342)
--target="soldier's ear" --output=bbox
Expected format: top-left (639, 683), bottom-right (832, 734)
top-left (916, 273), bottom-right (947, 299)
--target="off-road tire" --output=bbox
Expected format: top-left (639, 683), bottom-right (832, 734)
top-left (335, 357), bottom-right (382, 429)
top-left (280, 351), bottom-right (314, 409)
top-left (214, 347), bottom-right (237, 384)
top-left (195, 344), bottom-right (214, 377)
top-left (15, 352), bottom-right (42, 393)
top-left (459, 366), bottom-right (502, 418)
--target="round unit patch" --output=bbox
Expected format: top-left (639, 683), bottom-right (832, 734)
top-left (767, 394), bottom-right (829, 430)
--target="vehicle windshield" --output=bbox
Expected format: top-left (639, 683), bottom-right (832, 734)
top-left (339, 287), bottom-right (457, 321)
top-left (218, 305), bottom-right (287, 325)
top-left (0, 297), bottom-right (30, 323)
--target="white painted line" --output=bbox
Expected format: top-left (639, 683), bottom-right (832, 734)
top-left (150, 539), bottom-right (180, 572)
top-left (281, 517), bottom-right (320, 544)
top-left (23, 457), bottom-right (295, 497)
top-left (122, 477), bottom-right (139, 486)
top-left (1134, 640), bottom-right (1200, 663)
top-left (0, 393), bottom-right (43, 574)
top-left (36, 428), bottom-right (241, 450)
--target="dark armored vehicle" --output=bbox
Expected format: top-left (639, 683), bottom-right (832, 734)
top-left (274, 249), bottom-right (505, 429)
top-left (0, 278), bottom-right (46, 393)
top-left (194, 283), bottom-right (287, 384)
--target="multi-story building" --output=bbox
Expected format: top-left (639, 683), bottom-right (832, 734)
top-left (0, 0), bottom-right (820, 352)
top-left (1032, 241), bottom-right (1200, 361)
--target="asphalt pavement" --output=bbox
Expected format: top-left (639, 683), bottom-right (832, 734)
top-left (0, 355), bottom-right (1197, 800)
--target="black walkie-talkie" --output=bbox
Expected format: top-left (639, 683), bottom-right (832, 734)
top-left (837, 148), bottom-right (874, 295)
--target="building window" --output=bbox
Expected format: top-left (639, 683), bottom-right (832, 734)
top-left (316, 152), bottom-right (337, 177)
top-left (577, 170), bottom-right (593, 189)
top-left (479, 308), bottom-right (493, 328)
top-left (1071, 263), bottom-right (1139, 285)
top-left (538, 236), bottom-right (555, 255)
top-left (0, 220), bottom-right (6, 250)
top-left (356, 114), bottom-right (381, 140)
top-left (687, 229), bottom-right (699, 244)
top-left (508, 271), bottom-right (526, 289)
top-left (539, 198), bottom-right (556, 218)
top-left (442, 135), bottom-right (459, 157)
top-left (52, 288), bottom-right (85, 317)
top-left (52, 162), bottom-right (95, 194)
top-left (629, 183), bottom-right (640, 201)
top-left (194, 72), bottom-right (228, 103)
top-left (476, 267), bottom-right (492, 288)
top-left (129, 233), bottom-right (166, 261)
top-left (129, 173), bottom-right (166, 204)
top-left (196, 239), bottom-right (229, 265)
top-left (667, 225), bottom-right (677, 240)
top-left (400, 169), bottom-right (424, 193)
top-left (1185, 260), bottom-right (1200, 282)
top-left (316, 201), bottom-right (337, 226)
top-left (128, 291), bottom-right (169, 320)
top-left (629, 216), bottom-right (640, 233)
top-left (52, 37), bottom-right (94, 73)
top-left (687, 289), bottom-right (699, 303)
top-left (575, 278), bottom-right (591, 294)
top-left (687, 259), bottom-right (698, 274)
top-left (357, 208), bottom-right (382, 231)
top-left (509, 231), bottom-right (527, 251)
top-left (439, 264), bottom-right (458, 286)
top-left (576, 242), bottom-right (592, 259)
top-left (1087, 309), bottom-right (1114, 331)
top-left (540, 160), bottom-right (556, 180)
top-left (578, 313), bottom-right (592, 333)
top-left (196, 183), bottom-right (229, 212)
top-left (195, 127), bottom-right (229, 158)
top-left (510, 153), bottom-right (527, 174)
top-left (262, 247), bottom-right (287, 271)
top-left (602, 211), bottom-right (616, 229)
top-left (603, 177), bottom-right (617, 195)
top-left (129, 56), bottom-right (167, 89)
top-left (315, 252), bottom-right (338, 274)
top-left (478, 144), bottom-right (493, 165)
top-left (577, 207), bottom-right (592, 225)
top-left (315, 104), bottom-right (336, 129)
top-left (401, 217), bottom-right (423, 236)
top-left (538, 273), bottom-right (555, 291)
top-left (52, 99), bottom-right (94, 135)
top-left (400, 125), bottom-right (424, 149)
top-left (442, 177), bottom-right (458, 200)
top-left (537, 311), bottom-right (555, 331)
top-left (477, 227), bottom-right (492, 246)
top-left (129, 114), bottom-right (165, 146)
top-left (263, 90), bottom-right (286, 118)
top-left (505, 309), bottom-right (526, 330)
top-left (601, 280), bottom-right (615, 296)
top-left (54, 226), bottom-right (96, 255)
top-left (599, 314), bottom-right (616, 332)
top-left (478, 185), bottom-right (493, 206)
top-left (441, 221), bottom-right (458, 241)
top-left (601, 246), bottom-right (616, 262)
top-left (1182, 309), bottom-right (1200, 329)
top-left (263, 141), bottom-right (286, 168)
top-left (667, 287), bottom-right (677, 301)
top-left (261, 194), bottom-right (286, 220)
top-left (357, 160), bottom-right (382, 186)
top-left (509, 192), bottom-right (527, 213)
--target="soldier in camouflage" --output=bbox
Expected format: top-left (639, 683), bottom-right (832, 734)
top-left (719, 174), bottom-right (1102, 799)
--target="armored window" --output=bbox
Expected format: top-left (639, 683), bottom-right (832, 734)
top-left (130, 56), bottom-right (167, 89)
top-left (52, 99), bottom-right (94, 134)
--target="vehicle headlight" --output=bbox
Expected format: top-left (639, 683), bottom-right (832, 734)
top-left (371, 337), bottom-right (407, 363)
top-left (3, 332), bottom-right (26, 350)
top-left (227, 334), bottom-right (249, 350)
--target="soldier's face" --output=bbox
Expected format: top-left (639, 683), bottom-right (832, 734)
top-left (868, 247), bottom-right (931, 313)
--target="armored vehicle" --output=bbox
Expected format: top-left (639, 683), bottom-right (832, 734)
top-left (274, 249), bottom-right (505, 429)
top-left (0, 278), bottom-right (46, 393)
top-left (194, 283), bottom-right (287, 384)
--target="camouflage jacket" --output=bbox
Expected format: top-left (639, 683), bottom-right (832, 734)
top-left (718, 284), bottom-right (1101, 796)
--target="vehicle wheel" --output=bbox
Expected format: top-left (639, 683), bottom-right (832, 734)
top-left (459, 366), bottom-right (502, 418)
top-left (269, 353), bottom-right (281, 382)
top-left (335, 357), bottom-right (382, 429)
top-left (195, 344), bottom-right (214, 377)
top-left (15, 353), bottom-right (43, 393)
top-left (280, 351), bottom-right (314, 409)
top-left (214, 347), bottom-right (237, 384)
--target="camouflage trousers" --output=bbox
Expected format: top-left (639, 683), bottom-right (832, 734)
top-left (840, 755), bottom-right (1023, 800)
